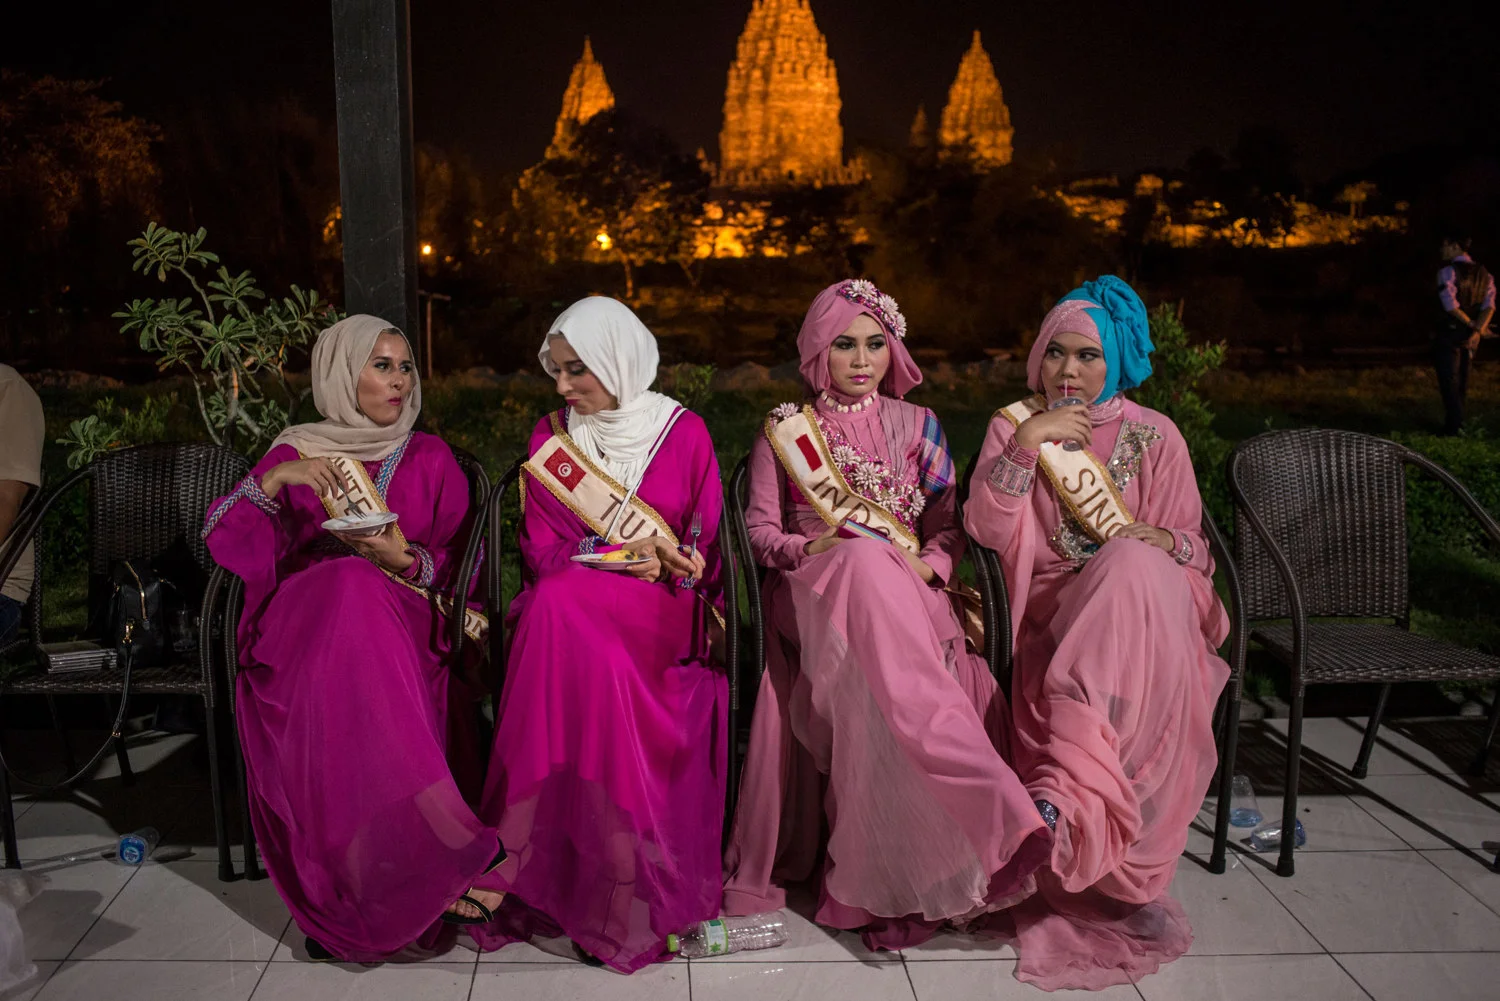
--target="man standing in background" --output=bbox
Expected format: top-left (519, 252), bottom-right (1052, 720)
top-left (1435, 235), bottom-right (1495, 436)
top-left (0, 364), bottom-right (44, 647)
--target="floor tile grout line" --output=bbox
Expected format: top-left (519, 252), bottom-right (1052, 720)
top-left (686, 949), bottom-right (693, 1001)
top-left (1340, 781), bottom-right (1448, 851)
top-left (1417, 848), bottom-right (1500, 923)
top-left (242, 919), bottom-right (291, 1000)
top-left (1327, 953), bottom-right (1380, 1001)
top-left (52, 858), bottom-right (144, 966)
top-left (899, 955), bottom-right (921, 1001)
top-left (1241, 852), bottom-right (1339, 956)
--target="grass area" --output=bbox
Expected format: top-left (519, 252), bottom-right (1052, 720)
top-left (13, 365), bottom-right (1500, 705)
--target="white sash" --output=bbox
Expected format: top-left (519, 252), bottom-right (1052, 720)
top-left (306, 452), bottom-right (488, 645)
top-left (766, 406), bottom-right (921, 555)
top-left (522, 411), bottom-right (681, 546)
top-left (998, 396), bottom-right (1136, 544)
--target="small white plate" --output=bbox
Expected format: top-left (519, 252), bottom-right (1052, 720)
top-left (570, 552), bottom-right (652, 567)
top-left (322, 511), bottom-right (398, 536)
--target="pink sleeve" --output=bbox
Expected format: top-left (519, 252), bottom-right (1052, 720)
top-left (745, 434), bottom-right (808, 571)
top-left (203, 445), bottom-right (299, 596)
top-left (1133, 418), bottom-right (1229, 645)
top-left (916, 485), bottom-right (960, 587)
top-left (962, 415), bottom-right (1039, 645)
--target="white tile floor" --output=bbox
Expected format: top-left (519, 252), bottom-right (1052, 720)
top-left (1, 715), bottom-right (1497, 1001)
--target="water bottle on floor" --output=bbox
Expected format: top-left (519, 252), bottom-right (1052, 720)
top-left (117, 827), bottom-right (160, 865)
top-left (1229, 774), bottom-right (1263, 828)
top-left (1247, 817), bottom-right (1306, 853)
top-left (667, 912), bottom-right (788, 958)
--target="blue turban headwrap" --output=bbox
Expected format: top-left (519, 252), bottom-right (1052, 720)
top-left (1030, 275), bottom-right (1154, 402)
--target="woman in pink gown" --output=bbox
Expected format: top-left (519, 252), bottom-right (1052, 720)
top-left (466, 297), bottom-right (726, 973)
top-left (722, 280), bottom-right (1050, 951)
top-left (964, 276), bottom-right (1230, 991)
top-left (203, 316), bottom-right (501, 962)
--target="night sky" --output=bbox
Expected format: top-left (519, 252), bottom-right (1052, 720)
top-left (5, 0), bottom-right (1495, 182)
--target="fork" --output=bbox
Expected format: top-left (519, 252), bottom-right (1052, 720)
top-left (688, 512), bottom-right (703, 559)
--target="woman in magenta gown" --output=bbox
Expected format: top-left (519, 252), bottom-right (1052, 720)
top-left (964, 276), bottom-right (1230, 990)
top-left (465, 296), bottom-right (726, 973)
top-left (203, 316), bottom-right (501, 962)
top-left (721, 280), bottom-right (1049, 951)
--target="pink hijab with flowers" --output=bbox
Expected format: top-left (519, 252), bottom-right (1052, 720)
top-left (796, 280), bottom-right (923, 398)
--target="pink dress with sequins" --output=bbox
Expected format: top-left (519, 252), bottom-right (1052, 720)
top-left (721, 393), bottom-right (1050, 950)
top-left (964, 396), bottom-right (1230, 991)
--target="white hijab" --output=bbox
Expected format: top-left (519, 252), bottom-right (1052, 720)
top-left (539, 297), bottom-right (682, 489)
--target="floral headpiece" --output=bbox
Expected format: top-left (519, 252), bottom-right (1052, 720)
top-left (836, 279), bottom-right (908, 341)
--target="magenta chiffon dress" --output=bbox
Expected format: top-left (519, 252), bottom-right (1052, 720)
top-left (722, 394), bottom-right (1049, 950)
top-left (466, 410), bottom-right (727, 973)
top-left (203, 431), bottom-right (498, 962)
top-left (964, 396), bottom-right (1230, 991)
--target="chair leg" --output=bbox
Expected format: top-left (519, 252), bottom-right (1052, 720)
top-left (104, 695), bottom-right (134, 786)
top-left (1469, 689), bottom-right (1500, 777)
top-left (1352, 684), bottom-right (1391, 780)
top-left (1278, 687), bottom-right (1306, 877)
top-left (204, 702), bottom-right (234, 883)
top-left (0, 753), bottom-right (19, 869)
top-left (45, 696), bottom-right (77, 775)
top-left (233, 720), bottom-right (263, 881)
top-left (1209, 680), bottom-right (1242, 875)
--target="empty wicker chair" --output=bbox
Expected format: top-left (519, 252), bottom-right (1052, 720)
top-left (1226, 428), bottom-right (1500, 877)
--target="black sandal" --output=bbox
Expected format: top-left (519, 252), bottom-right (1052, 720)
top-left (439, 838), bottom-right (509, 926)
top-left (305, 937), bottom-right (337, 962)
top-left (573, 940), bottom-right (605, 967)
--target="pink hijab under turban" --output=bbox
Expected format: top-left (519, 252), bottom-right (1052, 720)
top-left (796, 281), bottom-right (923, 398)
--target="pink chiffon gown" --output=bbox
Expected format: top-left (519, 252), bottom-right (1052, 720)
top-left (964, 396), bottom-right (1230, 991)
top-left (467, 410), bottom-right (727, 973)
top-left (722, 394), bottom-right (1050, 950)
top-left (203, 431), bottom-right (498, 962)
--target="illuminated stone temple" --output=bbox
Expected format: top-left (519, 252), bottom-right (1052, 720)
top-left (546, 37), bottom-right (616, 159)
top-left (938, 31), bottom-right (1014, 168)
top-left (717, 0), bottom-right (863, 189)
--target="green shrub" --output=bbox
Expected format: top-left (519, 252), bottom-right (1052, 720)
top-left (656, 363), bottom-right (716, 413)
top-left (1132, 302), bottom-right (1232, 524)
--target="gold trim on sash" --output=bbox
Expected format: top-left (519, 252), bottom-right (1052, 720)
top-left (765, 406), bottom-right (921, 555)
top-left (997, 396), bottom-right (1136, 544)
top-left (520, 413), bottom-right (680, 547)
top-left (305, 451), bottom-right (488, 646)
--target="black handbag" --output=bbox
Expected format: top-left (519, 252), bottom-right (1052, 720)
top-left (106, 560), bottom-right (176, 669)
top-left (0, 560), bottom-right (175, 794)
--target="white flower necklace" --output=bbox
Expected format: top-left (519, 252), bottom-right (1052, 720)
top-left (820, 391), bottom-right (876, 414)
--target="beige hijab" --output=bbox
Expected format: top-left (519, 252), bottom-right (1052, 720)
top-left (270, 314), bottom-right (421, 462)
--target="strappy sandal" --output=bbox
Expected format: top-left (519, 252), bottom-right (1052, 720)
top-left (573, 941), bottom-right (605, 967)
top-left (439, 837), bottom-right (509, 926)
top-left (304, 937), bottom-right (337, 962)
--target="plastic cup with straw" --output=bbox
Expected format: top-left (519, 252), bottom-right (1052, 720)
top-left (1048, 382), bottom-right (1086, 452)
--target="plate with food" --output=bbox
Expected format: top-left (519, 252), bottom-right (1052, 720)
top-left (322, 511), bottom-right (399, 536)
top-left (570, 550), bottom-right (652, 567)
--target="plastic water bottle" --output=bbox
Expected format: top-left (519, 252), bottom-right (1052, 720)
top-left (1247, 818), bottom-right (1306, 853)
top-left (1048, 392), bottom-right (1086, 452)
top-left (117, 827), bottom-right (160, 865)
top-left (1229, 774), bottom-right (1263, 828)
top-left (667, 912), bottom-right (789, 958)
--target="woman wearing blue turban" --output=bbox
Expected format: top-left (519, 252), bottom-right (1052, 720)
top-left (964, 276), bottom-right (1230, 990)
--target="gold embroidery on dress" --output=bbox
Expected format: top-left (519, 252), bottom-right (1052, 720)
top-left (1048, 418), bottom-right (1163, 568)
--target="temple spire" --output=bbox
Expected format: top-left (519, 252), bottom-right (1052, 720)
top-left (718, 0), bottom-right (858, 188)
top-left (547, 36), bottom-right (616, 159)
top-left (938, 30), bottom-right (1014, 168)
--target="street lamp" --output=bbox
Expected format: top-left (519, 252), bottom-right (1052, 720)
top-left (420, 242), bottom-right (434, 257)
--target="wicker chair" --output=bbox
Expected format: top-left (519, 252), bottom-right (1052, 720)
top-left (1226, 428), bottom-right (1500, 877)
top-left (0, 443), bottom-right (251, 879)
top-left (217, 443), bottom-right (497, 881)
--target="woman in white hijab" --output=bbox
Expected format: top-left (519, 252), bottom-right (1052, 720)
top-left (204, 316), bottom-right (502, 963)
top-left (462, 297), bottom-right (728, 973)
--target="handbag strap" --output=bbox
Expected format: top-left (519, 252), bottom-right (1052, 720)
top-left (0, 625), bottom-right (142, 794)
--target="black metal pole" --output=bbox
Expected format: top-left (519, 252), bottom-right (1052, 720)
top-left (331, 0), bottom-right (421, 365)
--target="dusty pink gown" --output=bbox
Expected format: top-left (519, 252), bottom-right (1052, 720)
top-left (722, 394), bottom-right (1049, 950)
top-left (964, 395), bottom-right (1230, 991)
